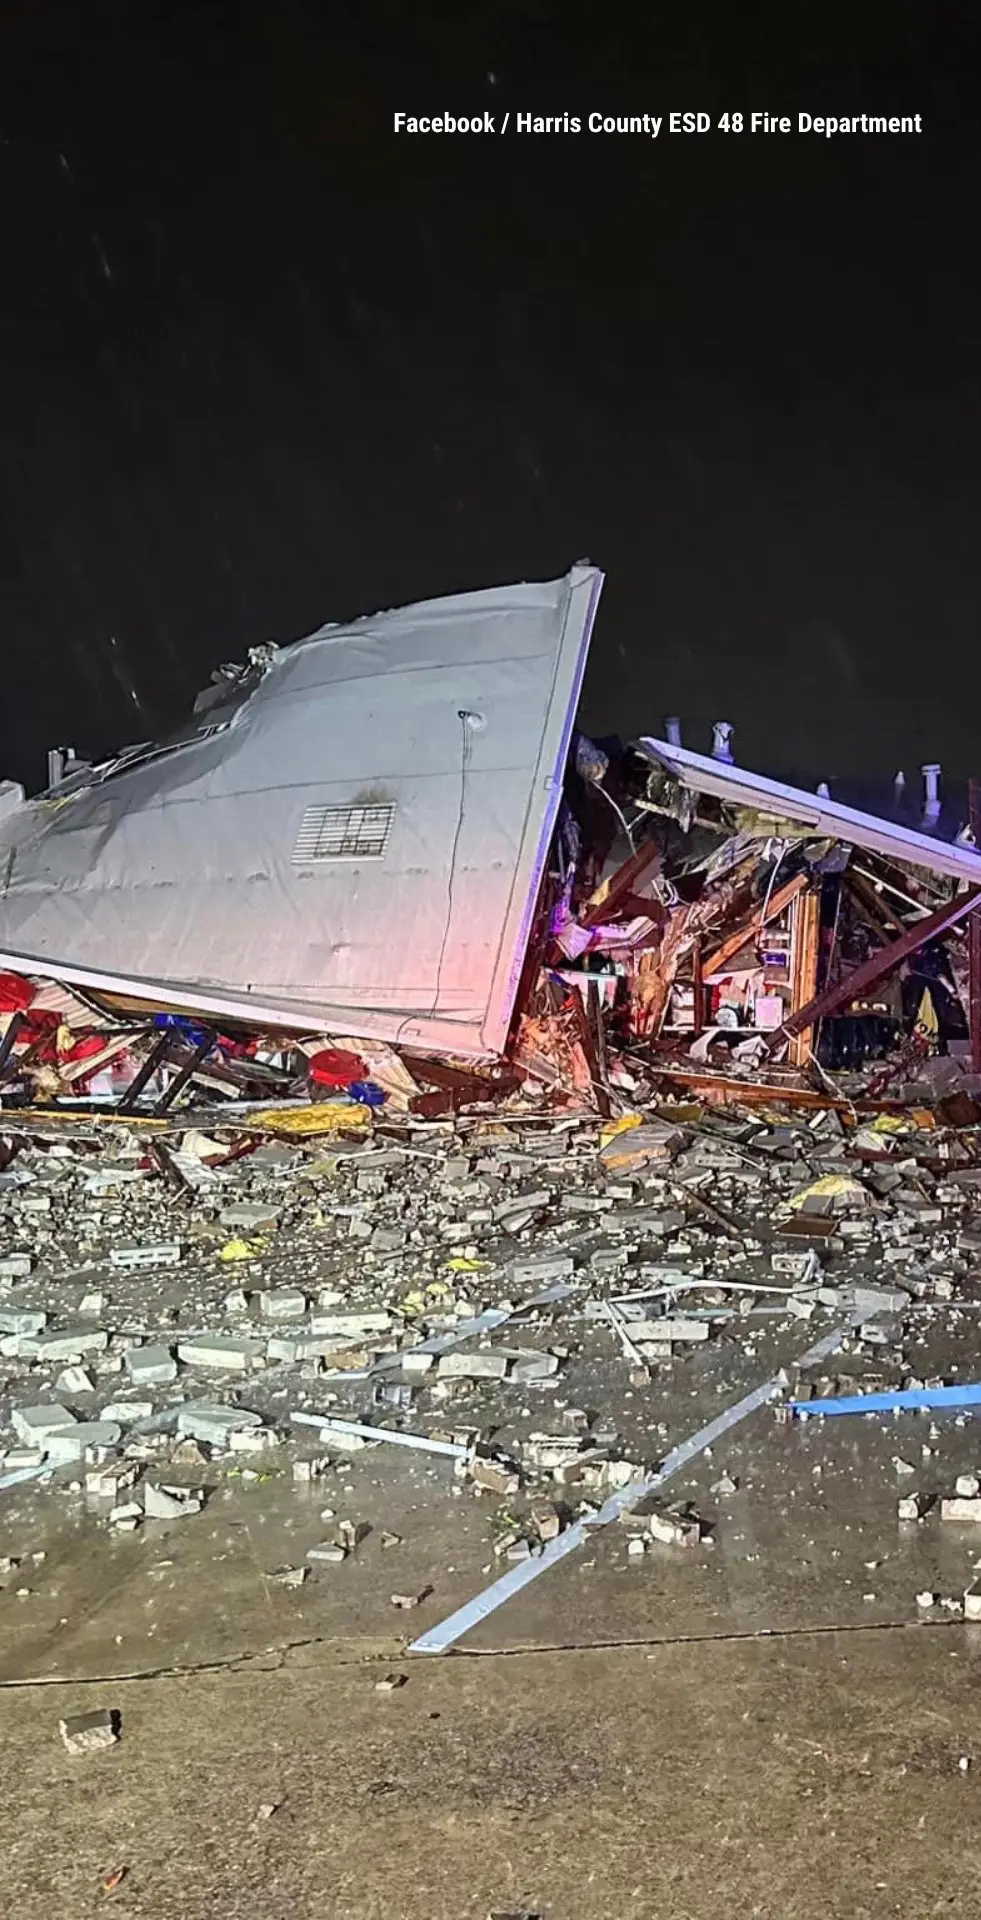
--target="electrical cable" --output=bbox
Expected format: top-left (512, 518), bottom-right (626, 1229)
top-left (391, 709), bottom-right (477, 1049)
top-left (429, 709), bottom-right (475, 1019)
top-left (592, 779), bottom-right (636, 853)
top-left (757, 838), bottom-right (786, 933)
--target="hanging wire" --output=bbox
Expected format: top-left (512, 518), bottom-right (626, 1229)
top-left (429, 709), bottom-right (476, 1018)
top-left (592, 779), bottom-right (636, 854)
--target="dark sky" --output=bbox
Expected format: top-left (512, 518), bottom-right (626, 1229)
top-left (0, 1), bottom-right (976, 799)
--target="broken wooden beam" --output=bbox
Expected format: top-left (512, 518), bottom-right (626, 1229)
top-left (788, 885), bottom-right (822, 1067)
top-left (579, 838), bottom-right (662, 929)
top-left (117, 1033), bottom-right (172, 1114)
top-left (690, 937), bottom-right (704, 1038)
top-left (0, 1011), bottom-right (26, 1082)
top-left (780, 886), bottom-right (981, 1040)
top-left (701, 873), bottom-right (807, 978)
top-left (650, 1065), bottom-right (913, 1114)
top-left (584, 976), bottom-right (612, 1118)
top-left (845, 870), bottom-right (906, 941)
top-left (60, 1032), bottom-right (143, 1087)
top-left (154, 1033), bottom-right (216, 1113)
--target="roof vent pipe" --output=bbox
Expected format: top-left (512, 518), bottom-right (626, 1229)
top-left (711, 721), bottom-right (734, 763)
top-left (816, 780), bottom-right (831, 798)
top-left (921, 763), bottom-right (942, 830)
top-left (893, 771), bottom-right (906, 811)
top-left (664, 716), bottom-right (682, 747)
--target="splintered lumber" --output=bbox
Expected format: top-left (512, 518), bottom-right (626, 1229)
top-left (780, 887), bottom-right (981, 1040)
top-left (788, 886), bottom-right (822, 1067)
top-left (701, 873), bottom-right (808, 978)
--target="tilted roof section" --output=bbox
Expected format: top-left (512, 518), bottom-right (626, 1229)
top-left (0, 565), bottom-right (603, 1054)
top-left (640, 738), bottom-right (981, 886)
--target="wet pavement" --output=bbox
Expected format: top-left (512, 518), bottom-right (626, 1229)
top-left (5, 1106), bottom-right (981, 1911)
top-left (7, 1328), bottom-right (981, 1678)
top-left (5, 1312), bottom-right (981, 1919)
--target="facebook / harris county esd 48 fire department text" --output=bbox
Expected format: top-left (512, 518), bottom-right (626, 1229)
top-left (392, 112), bottom-right (924, 138)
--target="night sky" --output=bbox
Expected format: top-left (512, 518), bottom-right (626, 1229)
top-left (1, 2), bottom-right (976, 801)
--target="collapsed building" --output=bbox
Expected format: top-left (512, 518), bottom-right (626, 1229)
top-left (541, 721), bottom-right (981, 1115)
top-left (4, 567), bottom-right (981, 1663)
top-left (0, 560), bottom-right (978, 1119)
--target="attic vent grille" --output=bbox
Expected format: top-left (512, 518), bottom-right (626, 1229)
top-left (292, 802), bottom-right (395, 863)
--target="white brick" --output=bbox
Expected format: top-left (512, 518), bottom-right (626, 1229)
top-left (144, 1482), bottom-right (201, 1519)
top-left (0, 1307), bottom-right (47, 1335)
top-left (941, 1497), bottom-right (981, 1523)
top-left (110, 1243), bottom-right (181, 1269)
top-left (177, 1335), bottom-right (264, 1372)
top-left (228, 1425), bottom-right (280, 1454)
top-left (176, 1404), bottom-right (262, 1448)
top-left (437, 1351), bottom-right (509, 1380)
top-left (633, 1317), bottom-right (710, 1345)
top-left (100, 1400), bottom-right (153, 1425)
top-left (55, 1367), bottom-right (95, 1397)
top-left (0, 1254), bottom-right (33, 1280)
top-left (11, 1403), bottom-right (76, 1444)
top-left (86, 1459), bottom-right (140, 1499)
top-left (258, 1289), bottom-right (307, 1321)
top-left (308, 1311), bottom-right (392, 1338)
top-left (508, 1352), bottom-right (561, 1382)
top-left (45, 1421), bottom-right (121, 1463)
top-left (34, 1327), bottom-right (109, 1361)
top-left (124, 1345), bottom-right (177, 1386)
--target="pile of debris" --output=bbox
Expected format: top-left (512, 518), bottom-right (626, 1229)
top-left (529, 729), bottom-right (981, 1125)
top-left (1, 566), bottom-right (981, 1649)
top-left (0, 565), bottom-right (976, 1129)
top-left (2, 1073), bottom-right (981, 1634)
